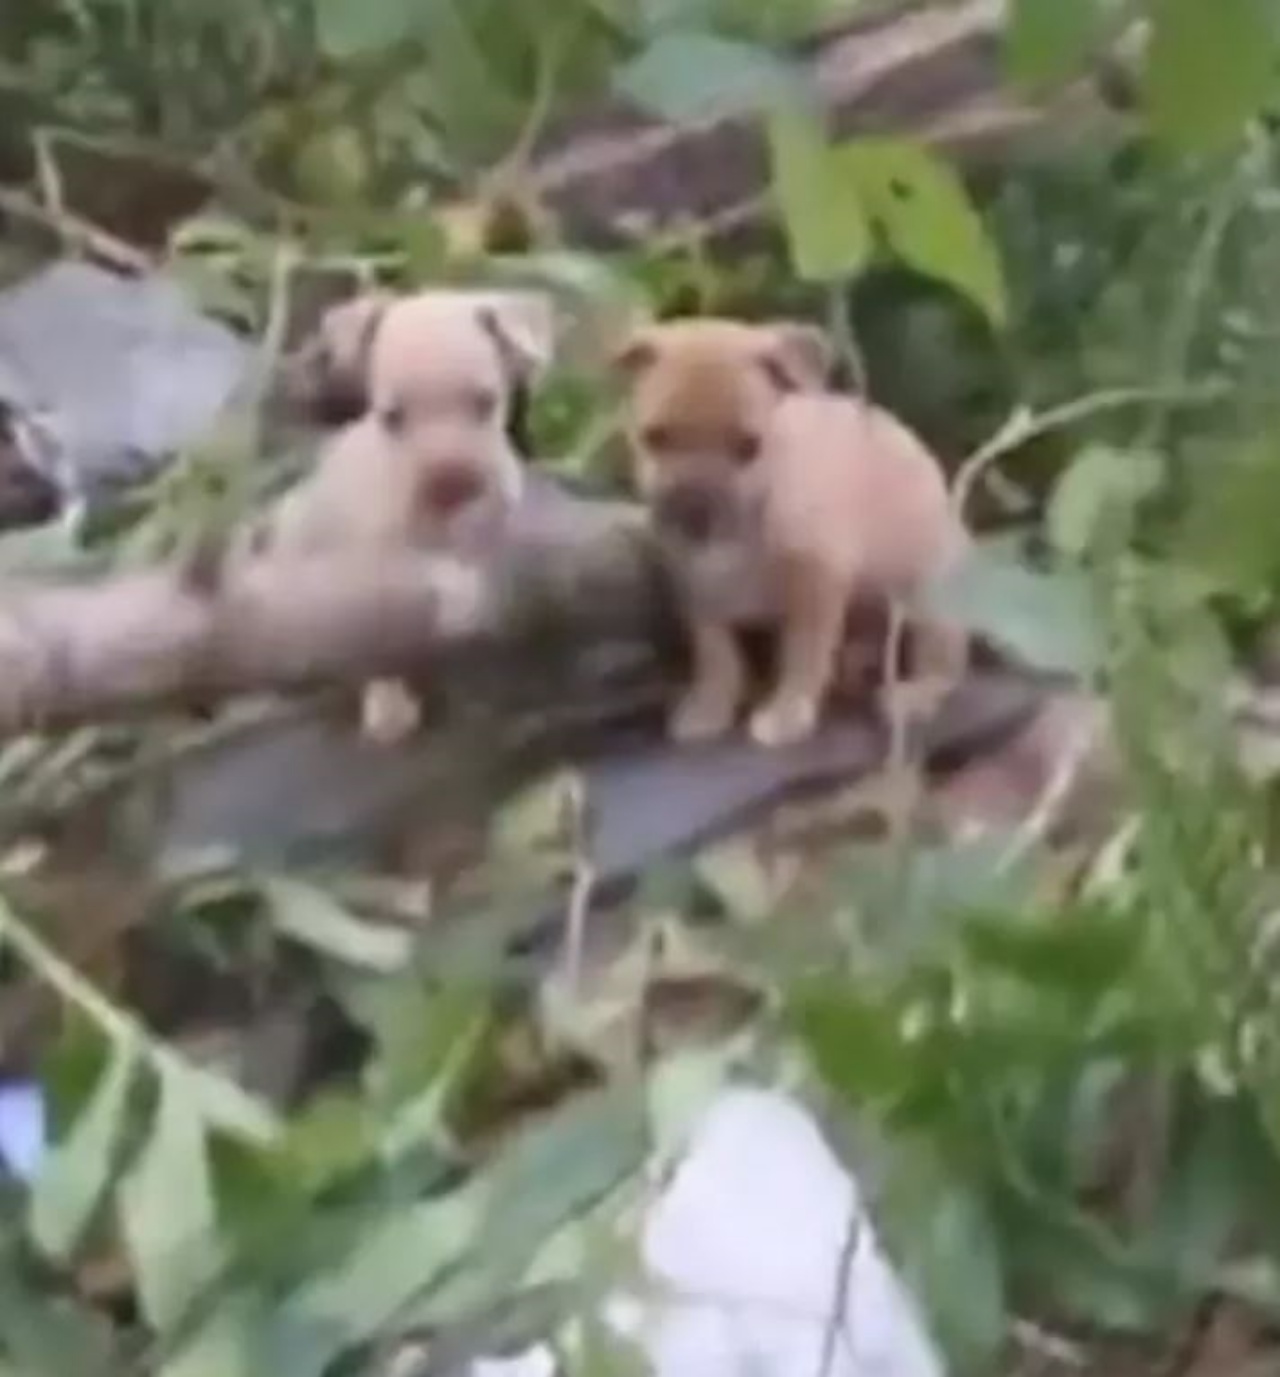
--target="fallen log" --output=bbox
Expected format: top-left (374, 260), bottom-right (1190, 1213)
top-left (0, 484), bottom-right (666, 736)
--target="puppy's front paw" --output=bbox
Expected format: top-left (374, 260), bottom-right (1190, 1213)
top-left (669, 686), bottom-right (737, 743)
top-left (749, 695), bottom-right (819, 748)
top-left (361, 679), bottom-right (422, 746)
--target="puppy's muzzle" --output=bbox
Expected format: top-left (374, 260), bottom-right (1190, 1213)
top-left (652, 483), bottom-right (720, 544)
top-left (420, 461), bottom-right (487, 518)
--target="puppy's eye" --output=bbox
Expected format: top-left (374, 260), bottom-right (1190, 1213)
top-left (731, 430), bottom-right (761, 466)
top-left (466, 388), bottom-right (499, 423)
top-left (380, 403), bottom-right (407, 435)
top-left (641, 424), bottom-right (675, 454)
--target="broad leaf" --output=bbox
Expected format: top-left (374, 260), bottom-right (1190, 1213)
top-left (637, 0), bottom-right (719, 33)
top-left (341, 974), bottom-right (490, 1113)
top-left (789, 979), bottom-right (915, 1106)
top-left (926, 538), bottom-right (1103, 677)
top-left (275, 1186), bottom-right (483, 1375)
top-left (263, 876), bottom-right (413, 974)
top-left (1177, 437), bottom-right (1280, 596)
top-left (880, 1151), bottom-right (1007, 1372)
top-left (616, 32), bottom-right (804, 125)
top-left (1009, 1205), bottom-right (1167, 1333)
top-left (1143, 0), bottom-right (1276, 154)
top-left (842, 138), bottom-right (1007, 326)
top-left (1047, 445), bottom-right (1162, 558)
top-left (1141, 1092), bottom-right (1271, 1292)
top-left (419, 1087), bottom-right (648, 1325)
top-left (767, 104), bottom-right (873, 283)
top-left (179, 1063), bottom-right (282, 1146)
top-left (29, 1037), bottom-right (137, 1261)
top-left (313, 0), bottom-right (428, 59)
top-left (156, 1292), bottom-right (263, 1377)
top-left (482, 1087), bottom-right (647, 1261)
top-left (962, 904), bottom-right (1141, 997)
top-left (119, 1068), bottom-right (224, 1335)
top-left (0, 1269), bottom-right (118, 1377)
top-left (1005, 0), bottom-right (1103, 89)
top-left (279, 1092), bottom-right (376, 1196)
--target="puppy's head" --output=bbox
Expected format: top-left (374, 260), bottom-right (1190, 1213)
top-left (367, 289), bottom-right (554, 524)
top-left (612, 317), bottom-right (831, 546)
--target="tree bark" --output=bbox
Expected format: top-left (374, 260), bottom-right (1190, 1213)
top-left (0, 489), bottom-right (672, 737)
top-left (528, 0), bottom-right (1127, 249)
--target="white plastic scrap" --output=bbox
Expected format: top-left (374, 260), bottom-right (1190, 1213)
top-left (473, 1087), bottom-right (945, 1377)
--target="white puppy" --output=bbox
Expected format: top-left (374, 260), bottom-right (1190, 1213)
top-left (260, 287), bottom-right (555, 742)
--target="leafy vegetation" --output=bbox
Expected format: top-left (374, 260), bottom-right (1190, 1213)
top-left (2, 0), bottom-right (1280, 1374)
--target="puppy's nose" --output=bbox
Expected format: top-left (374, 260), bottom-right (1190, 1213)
top-left (653, 484), bottom-right (717, 544)
top-left (421, 462), bottom-right (486, 517)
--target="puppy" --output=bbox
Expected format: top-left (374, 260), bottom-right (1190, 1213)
top-left (613, 317), bottom-right (968, 748)
top-left (260, 287), bottom-right (555, 742)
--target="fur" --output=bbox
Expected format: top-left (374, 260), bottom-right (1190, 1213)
top-left (260, 288), bottom-right (555, 742)
top-left (614, 317), bottom-right (969, 747)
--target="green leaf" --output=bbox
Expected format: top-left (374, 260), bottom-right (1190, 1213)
top-left (313, 0), bottom-right (427, 59)
top-left (1007, 1204), bottom-right (1163, 1333)
top-left (766, 104), bottom-right (873, 283)
top-left (841, 138), bottom-right (1007, 326)
top-left (1047, 445), bottom-right (1162, 558)
top-left (1143, 0), bottom-right (1276, 155)
top-left (178, 1063), bottom-right (281, 1146)
top-left (420, 1087), bottom-right (648, 1326)
top-left (482, 1087), bottom-right (647, 1258)
top-left (277, 1187), bottom-right (482, 1373)
top-left (837, 837), bottom-right (1035, 964)
top-left (156, 1292), bottom-right (263, 1377)
top-left (926, 537), bottom-right (1103, 676)
top-left (1178, 437), bottom-right (1280, 596)
top-left (1142, 1093), bottom-right (1270, 1292)
top-left (263, 876), bottom-right (413, 974)
top-left (616, 32), bottom-right (804, 125)
top-left (1005, 0), bottom-right (1103, 89)
top-left (341, 973), bottom-right (490, 1115)
top-left (637, 0), bottom-right (719, 33)
top-left (0, 1270), bottom-right (119, 1377)
top-left (880, 1151), bottom-right (1007, 1371)
top-left (789, 979), bottom-right (914, 1106)
top-left (962, 905), bottom-right (1141, 997)
top-left (119, 1067), bottom-right (224, 1335)
top-left (29, 1037), bottom-right (137, 1262)
top-left (279, 1092), bottom-right (376, 1196)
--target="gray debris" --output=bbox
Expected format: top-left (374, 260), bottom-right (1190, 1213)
top-left (0, 260), bottom-right (251, 509)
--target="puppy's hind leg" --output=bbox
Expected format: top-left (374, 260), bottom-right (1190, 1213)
top-left (749, 556), bottom-right (847, 748)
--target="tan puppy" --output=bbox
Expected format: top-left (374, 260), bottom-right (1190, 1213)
top-left (261, 287), bottom-right (554, 742)
top-left (613, 317), bottom-right (968, 748)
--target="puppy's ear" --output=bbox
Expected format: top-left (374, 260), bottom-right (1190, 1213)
top-left (759, 322), bottom-right (831, 392)
top-left (293, 291), bottom-right (389, 421)
top-left (610, 328), bottom-right (660, 380)
top-left (476, 291), bottom-right (556, 383)
top-left (321, 292), bottom-right (390, 380)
